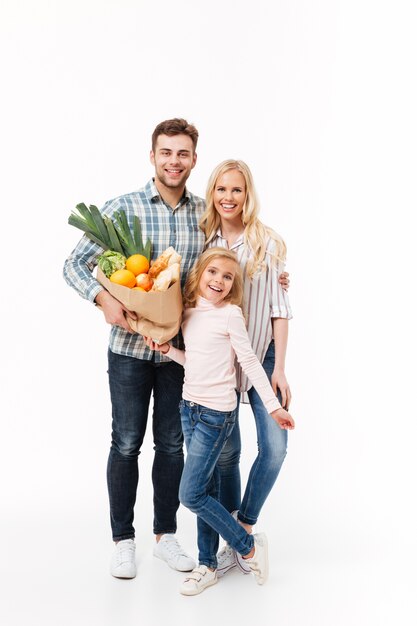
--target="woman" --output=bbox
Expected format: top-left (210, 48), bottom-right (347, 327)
top-left (200, 159), bottom-right (293, 575)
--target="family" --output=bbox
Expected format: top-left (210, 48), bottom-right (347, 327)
top-left (63, 118), bottom-right (295, 596)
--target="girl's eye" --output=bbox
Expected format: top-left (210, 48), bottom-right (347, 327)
top-left (233, 188), bottom-right (242, 193)
top-left (216, 187), bottom-right (225, 192)
top-left (224, 275), bottom-right (233, 281)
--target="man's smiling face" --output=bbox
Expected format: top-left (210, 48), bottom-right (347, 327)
top-left (150, 134), bottom-right (197, 192)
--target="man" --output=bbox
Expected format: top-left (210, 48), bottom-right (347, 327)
top-left (64, 119), bottom-right (205, 578)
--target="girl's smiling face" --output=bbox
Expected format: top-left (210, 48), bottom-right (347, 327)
top-left (198, 257), bottom-right (237, 304)
top-left (213, 169), bottom-right (246, 227)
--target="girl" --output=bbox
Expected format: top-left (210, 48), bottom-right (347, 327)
top-left (145, 248), bottom-right (294, 595)
top-left (200, 160), bottom-right (293, 576)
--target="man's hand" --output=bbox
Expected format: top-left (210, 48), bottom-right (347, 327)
top-left (95, 290), bottom-right (137, 334)
top-left (279, 271), bottom-right (290, 291)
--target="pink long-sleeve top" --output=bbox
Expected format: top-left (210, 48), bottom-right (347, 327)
top-left (167, 297), bottom-right (281, 413)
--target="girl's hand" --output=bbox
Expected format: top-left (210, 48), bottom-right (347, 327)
top-left (143, 336), bottom-right (170, 354)
top-left (271, 368), bottom-right (292, 409)
top-left (271, 407), bottom-right (295, 430)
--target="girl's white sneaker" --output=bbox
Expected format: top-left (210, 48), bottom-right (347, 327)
top-left (243, 532), bottom-right (269, 585)
top-left (180, 565), bottom-right (218, 596)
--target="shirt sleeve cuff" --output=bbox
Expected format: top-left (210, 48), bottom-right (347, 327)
top-left (87, 283), bottom-right (105, 304)
top-left (271, 306), bottom-right (293, 320)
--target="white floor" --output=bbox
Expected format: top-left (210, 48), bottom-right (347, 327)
top-left (1, 491), bottom-right (414, 626)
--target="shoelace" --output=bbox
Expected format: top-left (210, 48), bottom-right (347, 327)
top-left (217, 545), bottom-right (235, 565)
top-left (115, 541), bottom-right (135, 565)
top-left (163, 538), bottom-right (188, 557)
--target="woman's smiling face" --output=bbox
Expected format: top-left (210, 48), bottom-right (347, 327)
top-left (213, 169), bottom-right (246, 227)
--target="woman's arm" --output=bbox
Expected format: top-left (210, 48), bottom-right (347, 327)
top-left (271, 317), bottom-right (292, 409)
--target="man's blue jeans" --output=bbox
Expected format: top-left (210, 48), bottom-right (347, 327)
top-left (107, 349), bottom-right (184, 541)
top-left (179, 400), bottom-right (254, 569)
top-left (217, 340), bottom-right (288, 525)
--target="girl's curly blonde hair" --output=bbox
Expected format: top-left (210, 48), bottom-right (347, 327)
top-left (183, 247), bottom-right (243, 309)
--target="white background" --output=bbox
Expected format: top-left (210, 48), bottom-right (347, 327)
top-left (1, 1), bottom-right (416, 624)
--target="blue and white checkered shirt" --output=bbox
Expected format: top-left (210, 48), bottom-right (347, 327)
top-left (63, 179), bottom-right (206, 362)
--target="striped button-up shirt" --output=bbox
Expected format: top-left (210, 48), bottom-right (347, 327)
top-left (208, 230), bottom-right (293, 395)
top-left (63, 179), bottom-right (206, 362)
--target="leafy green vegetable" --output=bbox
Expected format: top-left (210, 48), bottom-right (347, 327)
top-left (68, 203), bottom-right (152, 260)
top-left (97, 250), bottom-right (127, 277)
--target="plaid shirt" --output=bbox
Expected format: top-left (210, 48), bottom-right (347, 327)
top-left (63, 179), bottom-right (206, 362)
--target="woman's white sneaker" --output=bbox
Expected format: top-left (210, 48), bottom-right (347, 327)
top-left (110, 539), bottom-right (136, 579)
top-left (180, 565), bottom-right (218, 596)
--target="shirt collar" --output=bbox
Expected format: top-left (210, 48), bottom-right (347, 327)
top-left (147, 178), bottom-right (191, 205)
top-left (214, 228), bottom-right (244, 250)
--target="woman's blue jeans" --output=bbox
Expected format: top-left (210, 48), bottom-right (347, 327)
top-left (179, 400), bottom-right (254, 569)
top-left (107, 349), bottom-right (185, 541)
top-left (217, 340), bottom-right (288, 526)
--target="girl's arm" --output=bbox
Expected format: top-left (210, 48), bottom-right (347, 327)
top-left (271, 317), bottom-right (291, 409)
top-left (143, 336), bottom-right (186, 367)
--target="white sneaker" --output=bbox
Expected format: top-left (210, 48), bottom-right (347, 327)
top-left (217, 544), bottom-right (237, 577)
top-left (153, 534), bottom-right (196, 572)
top-left (243, 532), bottom-right (269, 585)
top-left (110, 539), bottom-right (136, 579)
top-left (180, 565), bottom-right (218, 596)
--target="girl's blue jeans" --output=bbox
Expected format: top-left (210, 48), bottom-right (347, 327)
top-left (217, 340), bottom-right (288, 526)
top-left (179, 400), bottom-right (254, 569)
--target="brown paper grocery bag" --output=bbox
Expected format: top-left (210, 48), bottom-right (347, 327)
top-left (96, 268), bottom-right (183, 343)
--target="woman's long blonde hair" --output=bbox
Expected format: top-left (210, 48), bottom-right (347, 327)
top-left (183, 248), bottom-right (243, 309)
top-left (200, 159), bottom-right (287, 278)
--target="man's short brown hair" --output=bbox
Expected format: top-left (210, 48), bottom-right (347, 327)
top-left (151, 118), bottom-right (199, 152)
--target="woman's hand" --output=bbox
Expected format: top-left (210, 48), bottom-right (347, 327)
top-left (271, 368), bottom-right (292, 409)
top-left (271, 407), bottom-right (295, 430)
top-left (143, 336), bottom-right (170, 354)
top-left (278, 271), bottom-right (290, 291)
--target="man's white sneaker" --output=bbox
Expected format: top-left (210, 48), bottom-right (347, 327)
top-left (217, 544), bottom-right (237, 577)
top-left (180, 565), bottom-right (218, 596)
top-left (110, 539), bottom-right (136, 579)
top-left (243, 532), bottom-right (269, 585)
top-left (153, 534), bottom-right (196, 572)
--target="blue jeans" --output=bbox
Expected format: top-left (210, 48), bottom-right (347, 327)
top-left (107, 349), bottom-right (184, 541)
top-left (179, 400), bottom-right (254, 569)
top-left (218, 340), bottom-right (288, 525)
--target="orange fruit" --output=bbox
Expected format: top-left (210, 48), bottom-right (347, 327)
top-left (132, 286), bottom-right (146, 291)
top-left (109, 269), bottom-right (137, 288)
top-left (125, 254), bottom-right (150, 276)
top-left (135, 273), bottom-right (153, 291)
